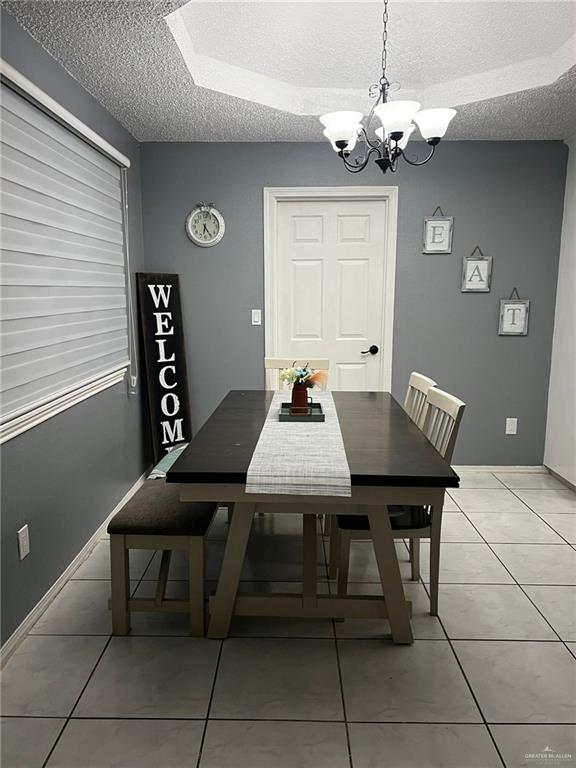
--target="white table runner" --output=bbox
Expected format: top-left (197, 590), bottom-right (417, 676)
top-left (245, 391), bottom-right (351, 497)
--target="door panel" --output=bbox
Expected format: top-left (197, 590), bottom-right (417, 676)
top-left (275, 197), bottom-right (390, 391)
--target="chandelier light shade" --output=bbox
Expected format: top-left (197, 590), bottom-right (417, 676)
top-left (413, 108), bottom-right (457, 141)
top-left (319, 0), bottom-right (456, 174)
top-left (373, 100), bottom-right (421, 136)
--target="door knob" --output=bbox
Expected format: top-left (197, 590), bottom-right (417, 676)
top-left (361, 345), bottom-right (379, 355)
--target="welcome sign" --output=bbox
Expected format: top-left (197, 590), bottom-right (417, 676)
top-left (137, 273), bottom-right (192, 463)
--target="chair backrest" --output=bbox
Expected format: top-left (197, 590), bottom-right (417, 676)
top-left (404, 372), bottom-right (437, 428)
top-left (421, 386), bottom-right (466, 463)
top-left (264, 358), bottom-right (330, 390)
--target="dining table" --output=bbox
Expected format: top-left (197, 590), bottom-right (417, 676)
top-left (167, 389), bottom-right (459, 644)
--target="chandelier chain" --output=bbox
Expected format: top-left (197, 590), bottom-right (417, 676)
top-left (380, 0), bottom-right (389, 93)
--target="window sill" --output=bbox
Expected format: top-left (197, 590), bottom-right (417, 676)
top-left (0, 365), bottom-right (129, 444)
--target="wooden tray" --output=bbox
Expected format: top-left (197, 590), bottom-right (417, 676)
top-left (279, 401), bottom-right (325, 422)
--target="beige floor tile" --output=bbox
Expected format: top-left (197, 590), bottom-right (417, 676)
top-left (349, 723), bottom-right (502, 767)
top-left (200, 721), bottom-right (350, 768)
top-left (515, 490), bottom-right (576, 515)
top-left (449, 489), bottom-right (529, 514)
top-left (339, 639), bottom-right (481, 722)
top-left (491, 544), bottom-right (576, 585)
top-left (454, 641), bottom-right (576, 723)
top-left (465, 512), bottom-right (565, 544)
top-left (523, 585), bottom-right (576, 641)
top-left (438, 584), bottom-right (556, 640)
top-left (490, 724), bottom-right (576, 768)
top-left (46, 719), bottom-right (204, 767)
top-left (211, 638), bottom-right (343, 720)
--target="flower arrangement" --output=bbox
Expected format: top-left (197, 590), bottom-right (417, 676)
top-left (279, 364), bottom-right (327, 389)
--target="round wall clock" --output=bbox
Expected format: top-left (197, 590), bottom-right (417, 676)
top-left (185, 204), bottom-right (225, 247)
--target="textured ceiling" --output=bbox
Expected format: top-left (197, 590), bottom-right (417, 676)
top-left (2, 0), bottom-right (576, 141)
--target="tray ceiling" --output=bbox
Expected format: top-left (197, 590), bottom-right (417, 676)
top-left (3, 0), bottom-right (575, 141)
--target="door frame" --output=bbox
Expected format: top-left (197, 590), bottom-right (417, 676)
top-left (263, 186), bottom-right (398, 391)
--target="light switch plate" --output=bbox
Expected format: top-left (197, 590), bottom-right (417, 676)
top-left (17, 524), bottom-right (30, 560)
top-left (251, 309), bottom-right (262, 326)
top-left (505, 418), bottom-right (518, 435)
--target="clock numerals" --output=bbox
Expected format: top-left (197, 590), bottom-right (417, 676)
top-left (186, 207), bottom-right (225, 247)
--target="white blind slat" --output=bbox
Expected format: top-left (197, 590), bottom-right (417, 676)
top-left (1, 352), bottom-right (130, 418)
top-left (1, 315), bottom-right (128, 356)
top-left (2, 148), bottom-right (122, 223)
top-left (1, 112), bottom-right (121, 200)
top-left (2, 86), bottom-right (120, 182)
top-left (0, 83), bottom-right (129, 426)
top-left (1, 215), bottom-right (125, 265)
top-left (1, 253), bottom-right (125, 285)
top-left (2, 333), bottom-right (128, 392)
top-left (1, 185), bottom-right (124, 244)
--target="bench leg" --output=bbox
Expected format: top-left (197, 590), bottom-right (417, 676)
top-left (189, 537), bottom-right (205, 636)
top-left (337, 532), bottom-right (351, 597)
top-left (328, 519), bottom-right (340, 580)
top-left (110, 535), bottom-right (130, 635)
top-left (410, 538), bottom-right (421, 581)
top-left (155, 550), bottom-right (172, 606)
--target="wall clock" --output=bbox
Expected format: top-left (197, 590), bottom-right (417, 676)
top-left (185, 203), bottom-right (225, 247)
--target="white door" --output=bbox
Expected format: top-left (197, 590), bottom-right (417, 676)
top-left (268, 192), bottom-right (396, 391)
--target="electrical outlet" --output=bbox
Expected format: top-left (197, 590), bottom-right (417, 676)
top-left (17, 524), bottom-right (30, 560)
top-left (251, 309), bottom-right (262, 326)
top-left (505, 418), bottom-right (518, 435)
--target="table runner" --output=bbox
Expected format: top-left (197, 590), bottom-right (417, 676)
top-left (245, 391), bottom-right (351, 496)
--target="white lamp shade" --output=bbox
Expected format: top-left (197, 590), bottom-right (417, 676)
top-left (413, 108), bottom-right (456, 139)
top-left (323, 127), bottom-right (359, 153)
top-left (319, 111), bottom-right (363, 143)
top-left (373, 101), bottom-right (421, 136)
top-left (375, 124), bottom-right (414, 150)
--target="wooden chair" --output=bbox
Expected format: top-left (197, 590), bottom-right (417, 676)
top-left (108, 480), bottom-right (218, 636)
top-left (264, 357), bottom-right (330, 391)
top-left (333, 387), bottom-right (465, 615)
top-left (404, 372), bottom-right (437, 427)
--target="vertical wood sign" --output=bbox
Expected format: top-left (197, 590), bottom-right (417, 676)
top-left (137, 273), bottom-right (192, 463)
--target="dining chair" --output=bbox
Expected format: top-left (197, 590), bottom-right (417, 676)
top-left (326, 370), bottom-right (436, 577)
top-left (333, 386), bottom-right (466, 614)
top-left (108, 480), bottom-right (219, 636)
top-left (404, 371), bottom-right (437, 427)
top-left (264, 357), bottom-right (330, 391)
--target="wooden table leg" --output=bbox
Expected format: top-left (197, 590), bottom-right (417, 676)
top-left (367, 506), bottom-right (413, 644)
top-left (208, 503), bottom-right (255, 638)
top-left (302, 513), bottom-right (318, 610)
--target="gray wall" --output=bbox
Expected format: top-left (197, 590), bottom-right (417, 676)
top-left (141, 141), bottom-right (567, 465)
top-left (1, 10), bottom-right (150, 643)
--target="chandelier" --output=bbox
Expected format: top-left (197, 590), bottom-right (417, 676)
top-left (320, 0), bottom-right (456, 174)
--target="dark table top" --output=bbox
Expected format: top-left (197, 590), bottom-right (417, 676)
top-left (167, 390), bottom-right (459, 488)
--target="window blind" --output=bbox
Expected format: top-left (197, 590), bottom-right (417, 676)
top-left (0, 83), bottom-right (130, 433)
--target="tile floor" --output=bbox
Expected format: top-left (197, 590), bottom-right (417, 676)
top-left (2, 471), bottom-right (576, 767)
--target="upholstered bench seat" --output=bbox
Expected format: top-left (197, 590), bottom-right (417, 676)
top-left (108, 480), bottom-right (220, 637)
top-left (107, 481), bottom-right (217, 537)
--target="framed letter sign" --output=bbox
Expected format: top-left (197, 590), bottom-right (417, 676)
top-left (423, 215), bottom-right (453, 253)
top-left (499, 299), bottom-right (530, 336)
top-left (137, 273), bottom-right (192, 462)
top-left (462, 248), bottom-right (492, 292)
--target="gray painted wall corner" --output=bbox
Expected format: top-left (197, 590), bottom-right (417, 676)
top-left (140, 141), bottom-right (568, 465)
top-left (0, 9), bottom-right (151, 643)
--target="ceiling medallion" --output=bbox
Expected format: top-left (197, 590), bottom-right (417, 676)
top-left (320, 0), bottom-right (456, 174)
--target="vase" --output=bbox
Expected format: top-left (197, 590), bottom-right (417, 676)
top-left (290, 381), bottom-right (309, 415)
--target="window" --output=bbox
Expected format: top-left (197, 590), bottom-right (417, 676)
top-left (0, 74), bottom-right (134, 442)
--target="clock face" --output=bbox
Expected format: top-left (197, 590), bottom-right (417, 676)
top-left (186, 207), bottom-right (225, 247)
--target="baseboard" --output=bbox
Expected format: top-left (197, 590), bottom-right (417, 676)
top-left (547, 466), bottom-right (576, 492)
top-left (1, 468), bottom-right (151, 668)
top-left (453, 465), bottom-right (547, 473)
